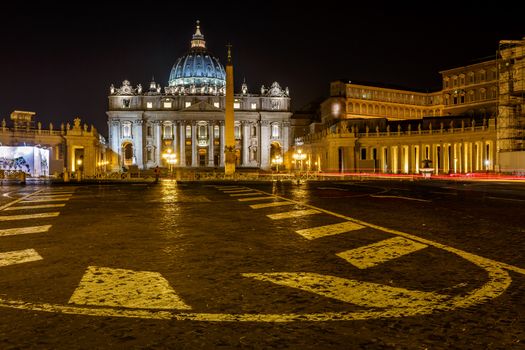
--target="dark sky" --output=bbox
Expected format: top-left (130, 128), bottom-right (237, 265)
top-left (1, 2), bottom-right (523, 135)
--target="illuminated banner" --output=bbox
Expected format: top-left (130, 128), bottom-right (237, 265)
top-left (0, 146), bottom-right (50, 177)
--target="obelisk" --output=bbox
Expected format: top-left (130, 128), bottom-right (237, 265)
top-left (224, 44), bottom-right (236, 176)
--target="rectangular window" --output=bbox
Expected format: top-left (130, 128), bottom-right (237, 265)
top-left (251, 103), bottom-right (257, 110)
top-left (147, 126), bottom-right (152, 137)
top-left (163, 101), bottom-right (172, 109)
top-left (213, 102), bottom-right (220, 108)
top-left (214, 125), bottom-right (220, 138)
top-left (123, 99), bottom-right (130, 108)
top-left (186, 125), bottom-right (191, 138)
top-left (234, 102), bottom-right (241, 109)
top-left (185, 101), bottom-right (191, 108)
top-left (146, 102), bottom-right (153, 109)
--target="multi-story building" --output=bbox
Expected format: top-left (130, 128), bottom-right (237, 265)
top-left (0, 111), bottom-right (107, 178)
top-left (297, 37), bottom-right (525, 175)
top-left (107, 22), bottom-right (292, 171)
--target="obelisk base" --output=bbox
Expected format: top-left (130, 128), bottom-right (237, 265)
top-left (224, 148), bottom-right (236, 176)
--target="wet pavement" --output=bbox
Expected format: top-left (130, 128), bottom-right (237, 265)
top-left (0, 180), bottom-right (524, 349)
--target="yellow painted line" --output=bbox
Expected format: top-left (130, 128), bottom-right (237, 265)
top-left (69, 266), bottom-right (191, 310)
top-left (0, 212), bottom-right (60, 221)
top-left (243, 272), bottom-right (447, 309)
top-left (337, 237), bottom-right (428, 269)
top-left (370, 195), bottom-right (431, 202)
top-left (22, 197), bottom-right (71, 203)
top-left (0, 189), bottom-right (46, 211)
top-left (0, 249), bottom-right (43, 267)
top-left (237, 197), bottom-right (274, 202)
top-left (34, 192), bottom-right (74, 196)
top-left (229, 193), bottom-right (263, 197)
top-left (255, 189), bottom-right (525, 277)
top-left (267, 209), bottom-right (320, 220)
top-left (250, 201), bottom-right (294, 209)
top-left (0, 225), bottom-right (52, 237)
top-left (4, 204), bottom-right (66, 211)
top-left (223, 189), bottom-right (254, 193)
top-left (29, 194), bottom-right (71, 199)
top-left (295, 221), bottom-right (364, 240)
top-left (216, 187), bottom-right (246, 190)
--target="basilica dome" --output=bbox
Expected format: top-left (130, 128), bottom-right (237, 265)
top-left (168, 21), bottom-right (226, 95)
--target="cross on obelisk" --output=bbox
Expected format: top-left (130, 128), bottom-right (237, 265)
top-left (224, 44), bottom-right (236, 176)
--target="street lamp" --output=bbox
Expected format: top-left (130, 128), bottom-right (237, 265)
top-left (162, 148), bottom-right (178, 177)
top-left (292, 149), bottom-right (306, 171)
top-left (272, 155), bottom-right (283, 173)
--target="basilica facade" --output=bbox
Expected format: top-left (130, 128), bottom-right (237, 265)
top-left (107, 22), bottom-right (292, 171)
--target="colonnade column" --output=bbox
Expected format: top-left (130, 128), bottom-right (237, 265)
top-left (179, 121), bottom-right (186, 167)
top-left (208, 123), bottom-right (214, 166)
top-left (219, 121), bottom-right (225, 167)
top-left (191, 122), bottom-right (198, 167)
top-left (242, 121), bottom-right (249, 166)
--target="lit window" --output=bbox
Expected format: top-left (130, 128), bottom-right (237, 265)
top-left (163, 101), bottom-right (172, 109)
top-left (122, 123), bottom-right (131, 138)
top-left (146, 102), bottom-right (153, 109)
top-left (163, 125), bottom-right (172, 139)
top-left (234, 102), bottom-right (241, 109)
top-left (234, 125), bottom-right (241, 139)
top-left (185, 101), bottom-right (191, 108)
top-left (251, 103), bottom-right (257, 110)
top-left (214, 125), bottom-right (220, 138)
top-left (213, 102), bottom-right (220, 108)
top-left (186, 125), bottom-right (191, 138)
top-left (271, 123), bottom-right (280, 138)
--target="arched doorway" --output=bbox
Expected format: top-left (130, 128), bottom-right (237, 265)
top-left (198, 148), bottom-right (207, 167)
top-left (122, 142), bottom-right (133, 166)
top-left (270, 142), bottom-right (282, 161)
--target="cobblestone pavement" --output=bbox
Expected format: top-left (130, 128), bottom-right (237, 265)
top-left (0, 180), bottom-right (523, 349)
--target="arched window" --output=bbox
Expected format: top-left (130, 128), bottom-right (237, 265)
top-left (198, 125), bottom-right (207, 138)
top-left (186, 125), bottom-right (191, 138)
top-left (122, 123), bottom-right (131, 138)
top-left (234, 125), bottom-right (241, 139)
top-left (271, 123), bottom-right (280, 138)
top-left (214, 125), bottom-right (220, 139)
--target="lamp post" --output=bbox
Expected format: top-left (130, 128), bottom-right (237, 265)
top-left (292, 149), bottom-right (306, 172)
top-left (162, 148), bottom-right (178, 178)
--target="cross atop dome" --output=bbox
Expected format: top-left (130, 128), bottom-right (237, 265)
top-left (191, 20), bottom-right (206, 49)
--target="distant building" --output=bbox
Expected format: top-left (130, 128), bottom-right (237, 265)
top-left (107, 22), bottom-right (292, 171)
top-left (0, 111), bottom-right (107, 178)
top-left (295, 37), bottom-right (525, 174)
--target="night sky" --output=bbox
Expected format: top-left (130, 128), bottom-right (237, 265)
top-left (1, 2), bottom-right (523, 136)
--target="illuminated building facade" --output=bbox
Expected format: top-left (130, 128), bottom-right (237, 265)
top-left (0, 111), bottom-right (107, 178)
top-left (107, 22), bottom-right (292, 171)
top-left (297, 37), bottom-right (525, 174)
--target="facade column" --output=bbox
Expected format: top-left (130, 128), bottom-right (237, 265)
top-left (191, 122), bottom-right (198, 167)
top-left (260, 121), bottom-right (270, 170)
top-left (132, 120), bottom-right (144, 169)
top-left (208, 123), bottom-right (214, 166)
top-left (283, 121), bottom-right (290, 155)
top-left (242, 121), bottom-right (249, 166)
top-left (179, 121), bottom-right (186, 167)
top-left (154, 121), bottom-right (162, 166)
top-left (219, 121), bottom-right (225, 167)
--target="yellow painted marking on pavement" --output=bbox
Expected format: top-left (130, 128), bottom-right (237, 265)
top-left (0, 189), bottom-right (46, 211)
top-left (29, 194), bottom-right (71, 199)
top-left (216, 187), bottom-right (246, 190)
top-left (370, 195), bottom-right (431, 202)
top-left (243, 272), bottom-right (448, 309)
top-left (229, 193), bottom-right (263, 197)
top-left (223, 189), bottom-right (255, 193)
top-left (0, 212), bottom-right (60, 221)
top-left (295, 221), bottom-right (364, 240)
top-left (237, 197), bottom-right (274, 202)
top-left (267, 209), bottom-right (320, 220)
top-left (0, 249), bottom-right (43, 267)
top-left (255, 188), bottom-right (525, 276)
top-left (69, 266), bottom-right (191, 310)
top-left (0, 225), bottom-right (52, 237)
top-left (34, 192), bottom-right (74, 196)
top-left (250, 201), bottom-right (294, 209)
top-left (22, 197), bottom-right (71, 203)
top-left (4, 204), bottom-right (66, 211)
top-left (337, 236), bottom-right (428, 269)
